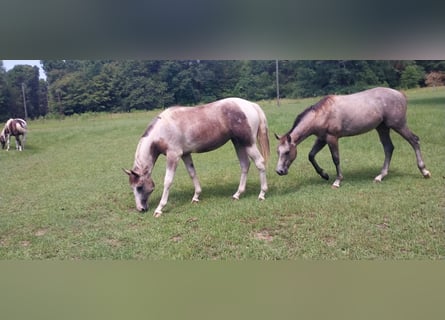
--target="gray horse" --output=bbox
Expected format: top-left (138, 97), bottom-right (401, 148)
top-left (275, 87), bottom-right (431, 188)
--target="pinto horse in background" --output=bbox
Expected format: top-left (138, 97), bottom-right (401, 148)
top-left (1, 118), bottom-right (28, 151)
top-left (275, 87), bottom-right (431, 188)
top-left (124, 97), bottom-right (270, 217)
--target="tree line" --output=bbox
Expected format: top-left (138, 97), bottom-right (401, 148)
top-left (1, 60), bottom-right (444, 121)
top-left (0, 63), bottom-right (48, 121)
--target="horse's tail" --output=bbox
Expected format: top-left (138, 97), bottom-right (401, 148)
top-left (15, 119), bottom-right (28, 134)
top-left (254, 103), bottom-right (270, 165)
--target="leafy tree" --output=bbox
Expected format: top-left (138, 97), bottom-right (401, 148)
top-left (0, 62), bottom-right (9, 120)
top-left (34, 59), bottom-right (445, 117)
top-left (5, 65), bottom-right (41, 119)
top-left (400, 64), bottom-right (425, 89)
top-left (38, 79), bottom-right (49, 116)
top-left (233, 60), bottom-right (275, 100)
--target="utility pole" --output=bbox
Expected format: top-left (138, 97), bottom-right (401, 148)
top-left (275, 60), bottom-right (280, 107)
top-left (21, 82), bottom-right (28, 120)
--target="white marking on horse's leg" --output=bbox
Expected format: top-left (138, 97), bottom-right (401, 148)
top-left (257, 167), bottom-right (267, 200)
top-left (331, 179), bottom-right (341, 188)
top-left (233, 170), bottom-right (248, 200)
top-left (153, 210), bottom-right (163, 218)
top-left (233, 146), bottom-right (250, 200)
top-left (182, 154), bottom-right (202, 203)
top-left (15, 137), bottom-right (21, 151)
top-left (247, 145), bottom-right (268, 200)
top-left (327, 136), bottom-right (343, 189)
top-left (415, 150), bottom-right (431, 178)
top-left (154, 154), bottom-right (179, 216)
top-left (6, 135), bottom-right (10, 151)
top-left (375, 125), bottom-right (393, 183)
top-left (374, 175), bottom-right (383, 183)
top-left (374, 168), bottom-right (388, 182)
top-left (394, 126), bottom-right (431, 179)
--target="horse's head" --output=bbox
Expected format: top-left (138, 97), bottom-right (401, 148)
top-left (275, 133), bottom-right (297, 176)
top-left (123, 168), bottom-right (155, 212)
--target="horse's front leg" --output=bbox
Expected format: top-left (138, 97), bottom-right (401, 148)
top-left (308, 137), bottom-right (329, 180)
top-left (182, 154), bottom-right (202, 203)
top-left (374, 124), bottom-right (394, 182)
top-left (327, 135), bottom-right (343, 188)
top-left (154, 153), bottom-right (180, 217)
top-left (6, 134), bottom-right (10, 151)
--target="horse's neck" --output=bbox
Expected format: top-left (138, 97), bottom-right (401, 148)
top-left (289, 112), bottom-right (317, 145)
top-left (134, 137), bottom-right (160, 175)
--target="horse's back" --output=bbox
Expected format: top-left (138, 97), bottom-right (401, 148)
top-left (338, 87), bottom-right (405, 107)
top-left (218, 97), bottom-right (267, 129)
top-left (330, 87), bottom-right (408, 135)
top-left (155, 98), bottom-right (266, 153)
top-left (351, 87), bottom-right (407, 127)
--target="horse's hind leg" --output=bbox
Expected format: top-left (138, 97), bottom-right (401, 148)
top-left (232, 145), bottom-right (250, 200)
top-left (393, 126), bottom-right (431, 178)
top-left (374, 124), bottom-right (394, 182)
top-left (182, 154), bottom-right (202, 203)
top-left (16, 136), bottom-right (23, 151)
top-left (246, 145), bottom-right (268, 200)
top-left (22, 133), bottom-right (26, 150)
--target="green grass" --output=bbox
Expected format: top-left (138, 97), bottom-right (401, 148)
top-left (0, 87), bottom-right (443, 259)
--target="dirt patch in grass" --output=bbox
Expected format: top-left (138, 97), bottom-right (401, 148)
top-left (34, 228), bottom-right (48, 237)
top-left (253, 229), bottom-right (274, 242)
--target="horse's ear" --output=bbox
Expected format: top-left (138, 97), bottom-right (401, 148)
top-left (274, 133), bottom-right (282, 140)
top-left (123, 168), bottom-right (139, 177)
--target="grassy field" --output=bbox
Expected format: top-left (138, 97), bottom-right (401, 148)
top-left (0, 87), bottom-right (443, 259)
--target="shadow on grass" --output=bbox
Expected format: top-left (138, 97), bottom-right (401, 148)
top-left (271, 165), bottom-right (422, 193)
top-left (133, 166), bottom-right (426, 215)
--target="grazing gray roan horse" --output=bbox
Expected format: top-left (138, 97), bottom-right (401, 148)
top-left (124, 97), bottom-right (270, 217)
top-left (275, 87), bottom-right (431, 188)
top-left (0, 118), bottom-right (27, 151)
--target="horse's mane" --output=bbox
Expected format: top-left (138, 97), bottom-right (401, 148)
top-left (141, 116), bottom-right (161, 138)
top-left (288, 96), bottom-right (334, 133)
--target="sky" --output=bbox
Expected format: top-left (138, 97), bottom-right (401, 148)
top-left (2, 60), bottom-right (46, 79)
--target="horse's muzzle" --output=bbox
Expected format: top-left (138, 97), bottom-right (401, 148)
top-left (136, 204), bottom-right (148, 212)
top-left (276, 168), bottom-right (288, 176)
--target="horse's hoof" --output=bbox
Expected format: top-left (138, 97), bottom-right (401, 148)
top-left (374, 178), bottom-right (382, 183)
top-left (191, 198), bottom-right (200, 204)
top-left (153, 211), bottom-right (163, 218)
top-left (331, 181), bottom-right (340, 189)
top-left (423, 170), bottom-right (431, 179)
top-left (232, 195), bottom-right (240, 200)
top-left (258, 196), bottom-right (265, 201)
